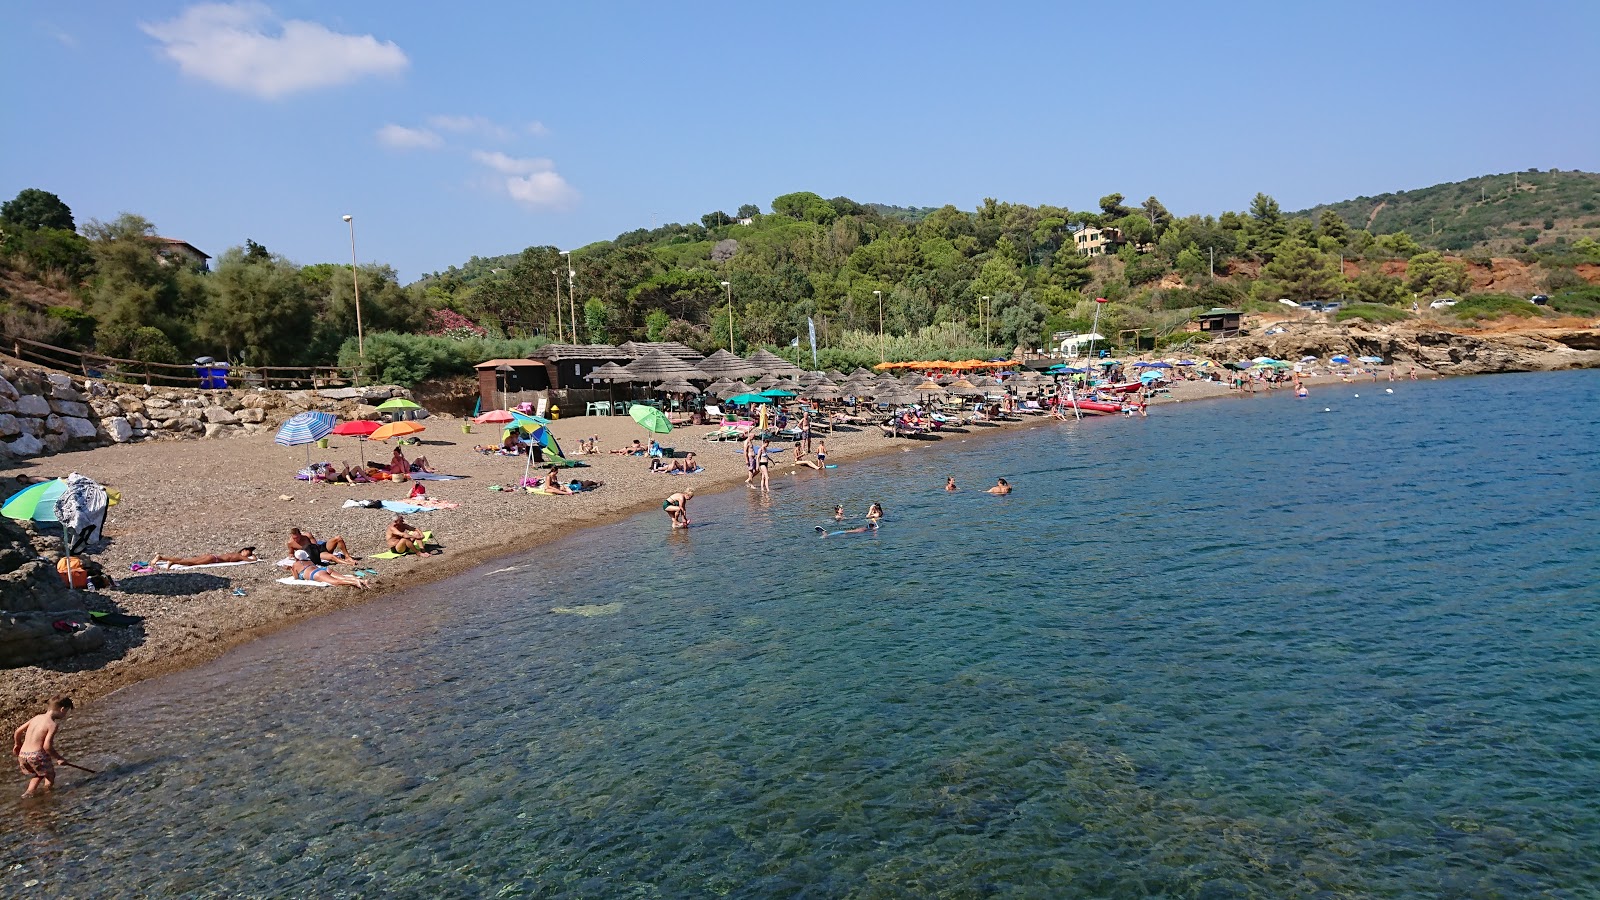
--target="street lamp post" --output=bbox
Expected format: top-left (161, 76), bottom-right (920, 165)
top-left (874, 290), bottom-right (884, 361)
top-left (563, 250), bottom-right (577, 344)
top-left (551, 270), bottom-right (563, 342)
top-left (341, 215), bottom-right (364, 358)
top-left (981, 295), bottom-right (991, 346)
top-left (720, 281), bottom-right (733, 351)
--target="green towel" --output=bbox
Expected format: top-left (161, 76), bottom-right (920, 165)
top-left (371, 530), bottom-right (433, 558)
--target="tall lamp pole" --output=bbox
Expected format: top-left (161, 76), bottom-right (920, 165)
top-left (563, 250), bottom-right (577, 344)
top-left (720, 280), bottom-right (733, 351)
top-left (551, 269), bottom-right (563, 342)
top-left (341, 215), bottom-right (364, 358)
top-left (873, 290), bottom-right (884, 362)
top-left (981, 295), bottom-right (991, 346)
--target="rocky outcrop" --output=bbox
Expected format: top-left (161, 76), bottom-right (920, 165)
top-left (0, 362), bottom-right (413, 461)
top-left (0, 518), bottom-right (105, 668)
top-left (1203, 323), bottom-right (1600, 376)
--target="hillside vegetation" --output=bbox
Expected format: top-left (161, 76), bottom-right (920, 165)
top-left (1295, 169), bottom-right (1600, 254)
top-left (3, 174), bottom-right (1598, 385)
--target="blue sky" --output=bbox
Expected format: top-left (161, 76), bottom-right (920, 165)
top-left (4, 1), bottom-right (1596, 282)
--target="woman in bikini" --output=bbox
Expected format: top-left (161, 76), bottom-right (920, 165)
top-left (540, 467), bottom-right (573, 495)
top-left (289, 553), bottom-right (371, 588)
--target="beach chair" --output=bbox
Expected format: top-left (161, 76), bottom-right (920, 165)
top-left (703, 404), bottom-right (725, 424)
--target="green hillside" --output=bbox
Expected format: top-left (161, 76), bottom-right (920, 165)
top-left (1294, 169), bottom-right (1600, 253)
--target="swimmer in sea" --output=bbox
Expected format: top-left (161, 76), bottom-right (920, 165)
top-left (986, 477), bottom-right (1012, 495)
top-left (867, 502), bottom-right (883, 522)
top-left (816, 522), bottom-right (878, 537)
top-left (833, 505), bottom-right (845, 521)
top-left (945, 476), bottom-right (957, 491)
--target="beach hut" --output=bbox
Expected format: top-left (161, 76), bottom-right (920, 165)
top-left (622, 349), bottom-right (710, 385)
top-left (1197, 308), bottom-right (1243, 338)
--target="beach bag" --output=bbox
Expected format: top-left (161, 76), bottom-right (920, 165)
top-left (57, 557), bottom-right (89, 589)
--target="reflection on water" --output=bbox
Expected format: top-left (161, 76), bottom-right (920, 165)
top-left (5, 371), bottom-right (1599, 897)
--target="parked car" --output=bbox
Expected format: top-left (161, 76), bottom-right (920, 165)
top-left (1429, 298), bottom-right (1458, 309)
top-left (1531, 294), bottom-right (1549, 306)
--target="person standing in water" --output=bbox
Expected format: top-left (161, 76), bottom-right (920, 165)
top-left (664, 490), bottom-right (693, 528)
top-left (833, 505), bottom-right (845, 522)
top-left (13, 697), bottom-right (74, 798)
top-left (868, 502), bottom-right (884, 523)
top-left (945, 477), bottom-right (958, 491)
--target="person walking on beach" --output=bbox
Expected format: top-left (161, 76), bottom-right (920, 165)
top-left (757, 439), bottom-right (774, 492)
top-left (815, 439), bottom-right (827, 468)
top-left (664, 490), bottom-right (693, 528)
top-left (743, 433), bottom-right (757, 487)
top-left (13, 697), bottom-right (74, 798)
top-left (799, 410), bottom-right (812, 454)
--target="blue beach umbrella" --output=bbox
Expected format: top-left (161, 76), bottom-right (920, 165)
top-left (760, 389), bottom-right (796, 398)
top-left (1331, 354), bottom-right (1352, 365)
top-left (1358, 355), bottom-right (1384, 364)
top-left (1139, 370), bottom-right (1163, 383)
top-left (728, 393), bottom-right (773, 405)
top-left (275, 411), bottom-right (337, 466)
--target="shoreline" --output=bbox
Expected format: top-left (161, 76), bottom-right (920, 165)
top-left (0, 372), bottom-right (1361, 723)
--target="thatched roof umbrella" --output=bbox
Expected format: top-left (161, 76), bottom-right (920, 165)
top-left (824, 370), bottom-right (846, 381)
top-left (618, 341), bottom-right (704, 362)
top-left (750, 373), bottom-right (780, 390)
top-left (797, 370), bottom-right (826, 385)
top-left (745, 348), bottom-right (807, 377)
top-left (802, 384), bottom-right (844, 402)
top-left (914, 380), bottom-right (947, 397)
top-left (584, 362), bottom-right (634, 384)
top-left (717, 381), bottom-right (756, 400)
top-left (697, 348), bottom-right (760, 380)
top-left (848, 366), bottom-right (874, 378)
top-left (705, 377), bottom-right (740, 396)
top-left (768, 378), bottom-right (805, 393)
top-left (876, 389), bottom-right (917, 406)
top-left (946, 379), bottom-right (985, 397)
top-left (623, 349), bottom-right (709, 384)
top-left (655, 376), bottom-right (700, 397)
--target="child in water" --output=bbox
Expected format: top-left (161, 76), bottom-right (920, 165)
top-left (13, 697), bottom-right (74, 798)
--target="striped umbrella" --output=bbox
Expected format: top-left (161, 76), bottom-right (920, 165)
top-left (275, 411), bottom-right (337, 466)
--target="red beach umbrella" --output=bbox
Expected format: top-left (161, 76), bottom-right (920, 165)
top-left (331, 420), bottom-right (381, 437)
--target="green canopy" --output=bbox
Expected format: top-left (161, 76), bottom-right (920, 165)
top-left (376, 398), bottom-right (422, 410)
top-left (629, 405), bottom-right (673, 434)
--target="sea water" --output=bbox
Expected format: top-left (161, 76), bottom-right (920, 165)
top-left (4, 371), bottom-right (1598, 898)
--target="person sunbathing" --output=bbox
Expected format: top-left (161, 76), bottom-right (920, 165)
top-left (288, 527), bottom-right (358, 565)
top-left (663, 452), bottom-right (700, 474)
top-left (391, 447), bottom-right (436, 475)
top-left (540, 468), bottom-right (573, 495)
top-left (289, 553), bottom-right (371, 589)
top-left (386, 515), bottom-right (428, 554)
top-left (153, 548), bottom-right (257, 567)
top-left (792, 450), bottom-right (821, 471)
top-left (610, 440), bottom-right (646, 456)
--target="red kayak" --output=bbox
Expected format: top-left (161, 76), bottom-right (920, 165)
top-left (1107, 381), bottom-right (1144, 393)
top-left (1059, 400), bottom-right (1122, 415)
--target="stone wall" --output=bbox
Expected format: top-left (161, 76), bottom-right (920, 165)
top-left (0, 362), bottom-right (413, 461)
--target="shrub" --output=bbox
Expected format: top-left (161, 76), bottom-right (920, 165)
top-left (1334, 304), bottom-right (1409, 324)
top-left (1451, 293), bottom-right (1543, 321)
top-left (338, 331), bottom-right (549, 385)
top-left (1547, 286), bottom-right (1600, 317)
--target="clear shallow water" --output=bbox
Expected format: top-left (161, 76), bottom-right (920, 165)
top-left (5, 371), bottom-right (1599, 898)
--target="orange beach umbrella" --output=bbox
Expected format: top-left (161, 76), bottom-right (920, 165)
top-left (370, 421), bottom-right (427, 442)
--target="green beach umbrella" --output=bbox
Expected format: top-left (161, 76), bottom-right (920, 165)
top-left (629, 404), bottom-right (673, 434)
top-left (728, 393), bottom-right (774, 405)
top-left (2, 478), bottom-right (67, 523)
top-left (760, 389), bottom-right (796, 398)
top-left (376, 398), bottom-right (422, 411)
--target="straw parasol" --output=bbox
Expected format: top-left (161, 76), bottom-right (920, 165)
top-left (584, 362), bottom-right (634, 384)
top-left (697, 348), bottom-right (760, 379)
top-left (744, 348), bottom-right (807, 377)
top-left (768, 378), bottom-right (805, 393)
top-left (914, 380), bottom-right (947, 395)
top-left (717, 381), bottom-right (757, 400)
top-left (946, 379), bottom-right (985, 397)
top-left (654, 376), bottom-right (700, 396)
top-left (623, 349), bottom-right (709, 383)
top-left (749, 373), bottom-right (780, 390)
top-left (802, 384), bottom-right (844, 401)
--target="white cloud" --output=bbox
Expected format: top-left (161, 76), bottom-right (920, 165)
top-left (525, 120), bottom-right (550, 137)
top-left (376, 123), bottom-right (442, 150)
top-left (428, 114), bottom-right (510, 141)
top-left (470, 151), bottom-right (578, 209)
top-left (141, 2), bottom-right (408, 100)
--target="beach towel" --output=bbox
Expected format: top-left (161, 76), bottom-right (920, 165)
top-left (277, 577), bottom-right (332, 587)
top-left (370, 531), bottom-right (435, 558)
top-left (407, 472), bottom-right (465, 481)
top-left (379, 500), bottom-right (432, 514)
top-left (156, 560), bottom-right (259, 571)
top-left (89, 610), bottom-right (143, 628)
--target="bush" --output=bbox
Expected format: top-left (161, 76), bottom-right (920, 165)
top-left (1334, 303), bottom-right (1409, 324)
top-left (339, 331), bottom-right (549, 386)
top-left (1451, 293), bottom-right (1543, 321)
top-left (1547, 286), bottom-right (1600, 317)
top-left (45, 306), bottom-right (96, 347)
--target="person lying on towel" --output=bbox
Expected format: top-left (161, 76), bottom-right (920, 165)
top-left (289, 551), bottom-right (371, 588)
top-left (153, 548), bottom-right (257, 567)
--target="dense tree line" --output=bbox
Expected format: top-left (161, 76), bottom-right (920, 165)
top-left (3, 183), bottom-right (1597, 383)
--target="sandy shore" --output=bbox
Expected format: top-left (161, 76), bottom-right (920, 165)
top-left (0, 374), bottom-right (1358, 723)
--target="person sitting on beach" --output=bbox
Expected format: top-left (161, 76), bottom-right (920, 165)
top-left (663, 490), bottom-right (693, 528)
top-left (867, 502), bottom-right (884, 523)
top-left (153, 547), bottom-right (257, 567)
top-left (391, 447), bottom-right (436, 475)
top-left (792, 449), bottom-right (822, 471)
top-left (288, 527), bottom-right (358, 565)
top-left (289, 552), bottom-right (372, 589)
top-left (501, 430), bottom-right (524, 455)
top-left (540, 467), bottom-right (573, 495)
top-left (986, 477), bottom-right (1012, 495)
top-left (386, 516), bottom-right (427, 554)
top-left (663, 452), bottom-right (699, 474)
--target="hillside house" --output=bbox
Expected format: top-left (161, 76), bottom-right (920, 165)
top-left (150, 237), bottom-right (211, 270)
top-left (1073, 226), bottom-right (1124, 257)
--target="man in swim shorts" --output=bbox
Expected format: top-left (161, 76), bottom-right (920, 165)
top-left (664, 490), bottom-right (693, 528)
